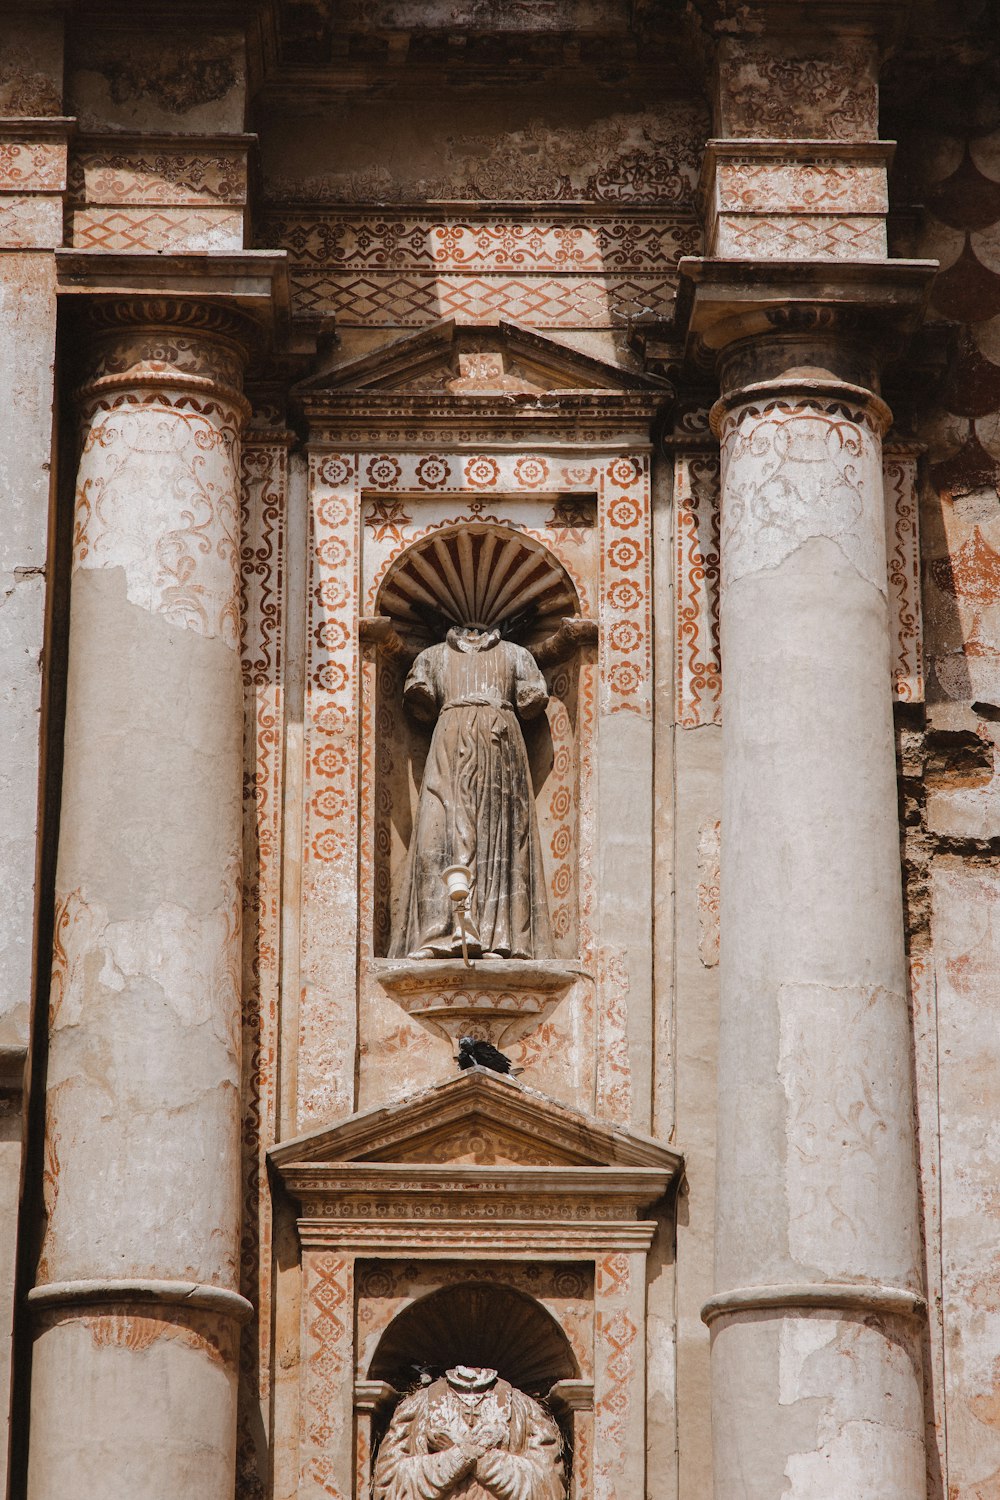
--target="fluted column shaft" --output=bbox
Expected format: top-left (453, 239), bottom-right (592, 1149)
top-left (707, 334), bottom-right (926, 1498)
top-left (27, 299), bottom-right (253, 1500)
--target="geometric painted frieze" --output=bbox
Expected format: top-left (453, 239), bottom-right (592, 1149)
top-left (261, 210), bottom-right (699, 328)
top-left (67, 135), bottom-right (251, 253)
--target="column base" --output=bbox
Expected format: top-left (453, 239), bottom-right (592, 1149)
top-left (27, 1278), bottom-right (253, 1321)
top-left (28, 1299), bottom-right (242, 1500)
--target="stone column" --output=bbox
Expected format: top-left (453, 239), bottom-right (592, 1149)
top-left (0, 27), bottom-right (72, 1470)
top-left (703, 325), bottom-right (927, 1496)
top-left (26, 299), bottom-right (254, 1500)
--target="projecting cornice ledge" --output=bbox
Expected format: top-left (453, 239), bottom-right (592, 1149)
top-left (55, 249), bottom-right (290, 340)
top-left (676, 256), bottom-right (939, 361)
top-left (684, 0), bottom-right (910, 44)
top-left (27, 1278), bottom-right (254, 1323)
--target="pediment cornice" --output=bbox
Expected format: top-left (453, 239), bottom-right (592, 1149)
top-left (269, 1068), bottom-right (682, 1175)
top-left (295, 319), bottom-right (672, 434)
top-left (270, 1072), bottom-right (680, 1255)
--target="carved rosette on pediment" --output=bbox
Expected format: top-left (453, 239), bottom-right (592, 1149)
top-left (294, 320), bottom-right (668, 1129)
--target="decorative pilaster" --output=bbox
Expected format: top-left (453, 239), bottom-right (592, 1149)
top-left (26, 298), bottom-right (255, 1500)
top-left (593, 1250), bottom-right (647, 1500)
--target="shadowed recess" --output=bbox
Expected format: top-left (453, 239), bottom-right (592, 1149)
top-left (367, 1282), bottom-right (579, 1396)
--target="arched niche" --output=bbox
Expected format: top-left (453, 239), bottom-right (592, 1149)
top-left (369, 523), bottom-right (589, 961)
top-left (367, 1281), bottom-right (580, 1398)
top-left (363, 1280), bottom-right (582, 1493)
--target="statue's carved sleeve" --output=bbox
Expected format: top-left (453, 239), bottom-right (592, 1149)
top-left (473, 1394), bottom-right (564, 1500)
top-left (402, 646), bottom-right (441, 724)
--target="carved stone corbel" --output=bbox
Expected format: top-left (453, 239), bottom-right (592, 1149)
top-left (532, 617), bottom-right (598, 668)
top-left (359, 614), bottom-right (419, 661)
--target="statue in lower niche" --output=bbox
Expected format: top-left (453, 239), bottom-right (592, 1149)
top-left (392, 625), bottom-right (553, 961)
top-left (373, 1365), bottom-right (565, 1500)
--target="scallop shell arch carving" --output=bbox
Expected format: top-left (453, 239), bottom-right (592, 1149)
top-left (376, 524), bottom-right (580, 639)
top-left (367, 1281), bottom-right (579, 1396)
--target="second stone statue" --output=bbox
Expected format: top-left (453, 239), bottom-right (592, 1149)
top-left (391, 624), bottom-right (553, 961)
top-left (372, 1365), bottom-right (564, 1500)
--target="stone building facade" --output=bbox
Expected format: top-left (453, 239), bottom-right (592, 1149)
top-left (1, 1), bottom-right (999, 1497)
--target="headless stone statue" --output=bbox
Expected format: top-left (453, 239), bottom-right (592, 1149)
top-left (392, 625), bottom-right (553, 960)
top-left (372, 1365), bottom-right (565, 1500)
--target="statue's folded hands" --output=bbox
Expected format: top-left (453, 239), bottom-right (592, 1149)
top-left (373, 1366), bottom-right (564, 1500)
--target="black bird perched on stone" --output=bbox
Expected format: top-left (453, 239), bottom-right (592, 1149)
top-left (457, 1035), bottom-right (514, 1074)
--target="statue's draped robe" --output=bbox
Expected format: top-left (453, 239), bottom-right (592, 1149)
top-left (372, 1377), bottom-right (564, 1500)
top-left (392, 634), bottom-right (552, 959)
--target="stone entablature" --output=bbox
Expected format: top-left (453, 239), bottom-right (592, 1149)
top-left (699, 138), bottom-right (894, 261)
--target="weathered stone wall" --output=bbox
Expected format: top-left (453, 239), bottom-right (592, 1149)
top-left (257, 90), bottom-right (705, 364)
top-left (0, 9), bottom-right (67, 1487)
top-left (2, 4), bottom-right (1000, 1500)
top-left (888, 47), bottom-right (1000, 1498)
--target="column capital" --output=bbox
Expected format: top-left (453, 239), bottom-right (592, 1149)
top-left (82, 294), bottom-right (259, 347)
top-left (72, 294), bottom-right (258, 421)
top-left (709, 374), bottom-right (893, 438)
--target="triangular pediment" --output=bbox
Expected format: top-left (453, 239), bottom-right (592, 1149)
top-left (269, 1069), bottom-right (681, 1173)
top-left (296, 318), bottom-right (669, 399)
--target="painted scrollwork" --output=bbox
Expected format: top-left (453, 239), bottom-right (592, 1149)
top-left (718, 397), bottom-right (888, 594)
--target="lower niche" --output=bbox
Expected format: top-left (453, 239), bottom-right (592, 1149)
top-left (271, 1067), bottom-right (679, 1500)
top-left (357, 1265), bottom-right (594, 1499)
